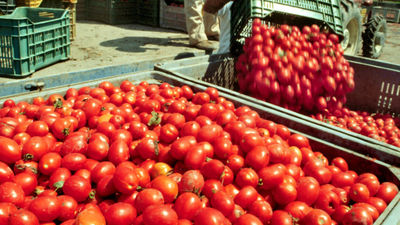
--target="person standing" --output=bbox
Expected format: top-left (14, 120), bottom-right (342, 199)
top-left (203, 0), bottom-right (232, 54)
top-left (185, 0), bottom-right (220, 50)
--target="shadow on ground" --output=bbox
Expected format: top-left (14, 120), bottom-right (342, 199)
top-left (100, 36), bottom-right (190, 52)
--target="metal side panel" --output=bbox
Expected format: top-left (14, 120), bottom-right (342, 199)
top-left (0, 70), bottom-right (399, 224)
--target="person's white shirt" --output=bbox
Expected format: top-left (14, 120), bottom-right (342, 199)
top-left (215, 1), bottom-right (232, 54)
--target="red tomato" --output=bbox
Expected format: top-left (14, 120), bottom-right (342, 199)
top-left (258, 164), bottom-right (285, 190)
top-left (59, 132), bottom-right (88, 156)
top-left (180, 121), bottom-right (201, 138)
top-left (0, 137), bottom-right (21, 165)
top-left (38, 152), bottom-right (62, 175)
top-left (365, 197), bottom-right (387, 214)
top-left (197, 124), bottom-right (223, 143)
top-left (245, 146), bottom-right (270, 171)
top-left (194, 207), bottom-right (229, 225)
top-left (26, 121), bottom-right (49, 137)
top-left (296, 176), bottom-right (320, 205)
top-left (349, 183), bottom-right (370, 203)
top-left (270, 210), bottom-right (293, 225)
top-left (301, 209), bottom-right (332, 225)
top-left (63, 175), bottom-right (91, 202)
top-left (142, 204), bottom-right (178, 225)
top-left (151, 176), bottom-right (178, 203)
top-left (201, 159), bottom-right (225, 181)
top-left (134, 188), bottom-right (164, 213)
top-left (14, 172), bottom-right (37, 196)
top-left (179, 170), bottom-right (205, 194)
top-left (234, 186), bottom-right (259, 209)
top-left (174, 192), bottom-right (202, 220)
top-left (235, 168), bottom-right (259, 188)
top-left (160, 124), bottom-right (179, 144)
top-left (28, 196), bottom-right (60, 222)
top-left (331, 157), bottom-right (348, 172)
top-left (75, 204), bottom-right (106, 225)
top-left (112, 164), bottom-right (138, 195)
top-left (0, 161), bottom-right (14, 184)
top-left (376, 182), bottom-right (399, 204)
top-left (57, 195), bottom-right (78, 221)
top-left (9, 209), bottom-right (40, 225)
top-left (136, 137), bottom-right (159, 160)
top-left (0, 202), bottom-right (17, 224)
top-left (0, 182), bottom-right (25, 207)
top-left (342, 206), bottom-right (373, 225)
top-left (62, 153), bottom-right (87, 171)
top-left (105, 202), bottom-right (137, 225)
top-left (210, 191), bottom-right (234, 217)
top-left (108, 140), bottom-right (130, 165)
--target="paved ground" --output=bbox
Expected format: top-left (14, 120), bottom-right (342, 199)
top-left (0, 20), bottom-right (399, 83)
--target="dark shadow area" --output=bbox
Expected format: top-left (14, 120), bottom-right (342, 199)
top-left (100, 36), bottom-right (190, 53)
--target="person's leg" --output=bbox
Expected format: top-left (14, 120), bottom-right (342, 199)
top-left (184, 0), bottom-right (207, 45)
top-left (203, 10), bottom-right (220, 39)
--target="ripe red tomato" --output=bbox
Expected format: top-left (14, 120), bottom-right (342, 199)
top-left (210, 191), bottom-right (234, 217)
top-left (245, 146), bottom-right (270, 171)
top-left (179, 170), bottom-right (204, 194)
top-left (270, 210), bottom-right (293, 225)
top-left (14, 172), bottom-right (37, 196)
top-left (105, 202), bottom-right (137, 225)
top-left (0, 182), bottom-right (25, 207)
top-left (258, 164), bottom-right (285, 190)
top-left (112, 164), bottom-right (138, 194)
top-left (38, 152), bottom-right (62, 175)
top-left (0, 202), bottom-right (17, 224)
top-left (151, 175), bottom-right (178, 203)
top-left (9, 209), bottom-right (39, 225)
top-left (296, 176), bottom-right (320, 205)
top-left (349, 183), bottom-right (370, 203)
top-left (63, 175), bottom-right (92, 202)
top-left (342, 206), bottom-right (373, 225)
top-left (375, 182), bottom-right (399, 204)
top-left (62, 153), bottom-right (87, 171)
top-left (235, 168), bottom-right (259, 188)
top-left (28, 196), bottom-right (60, 222)
top-left (26, 121), bottom-right (49, 137)
top-left (302, 209), bottom-right (332, 225)
top-left (194, 207), bottom-right (229, 225)
top-left (0, 137), bottom-right (21, 165)
top-left (57, 195), bottom-right (78, 221)
top-left (108, 140), bottom-right (130, 165)
top-left (200, 159), bottom-right (225, 181)
top-left (134, 188), bottom-right (164, 213)
top-left (174, 192), bottom-right (202, 220)
top-left (142, 204), bottom-right (178, 225)
top-left (234, 186), bottom-right (259, 209)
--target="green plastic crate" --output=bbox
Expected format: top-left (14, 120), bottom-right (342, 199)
top-left (0, 7), bottom-right (70, 77)
top-left (230, 0), bottom-right (344, 55)
top-left (86, 0), bottom-right (136, 25)
top-left (134, 0), bottom-right (159, 26)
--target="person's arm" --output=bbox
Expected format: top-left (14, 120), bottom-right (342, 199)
top-left (203, 0), bottom-right (231, 14)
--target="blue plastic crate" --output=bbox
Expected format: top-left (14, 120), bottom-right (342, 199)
top-left (0, 7), bottom-right (70, 77)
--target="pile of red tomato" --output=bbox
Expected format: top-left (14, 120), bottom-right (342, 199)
top-left (235, 19), bottom-right (354, 114)
top-left (313, 108), bottom-right (400, 148)
top-left (0, 80), bottom-right (398, 225)
top-left (235, 20), bottom-right (400, 148)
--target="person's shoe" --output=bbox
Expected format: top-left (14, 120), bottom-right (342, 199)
top-left (194, 40), bottom-right (218, 51)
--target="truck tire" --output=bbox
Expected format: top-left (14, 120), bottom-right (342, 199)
top-left (340, 0), bottom-right (363, 55)
top-left (362, 15), bottom-right (387, 59)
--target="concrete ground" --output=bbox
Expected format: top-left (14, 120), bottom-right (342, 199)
top-left (0, 20), bottom-right (399, 83)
